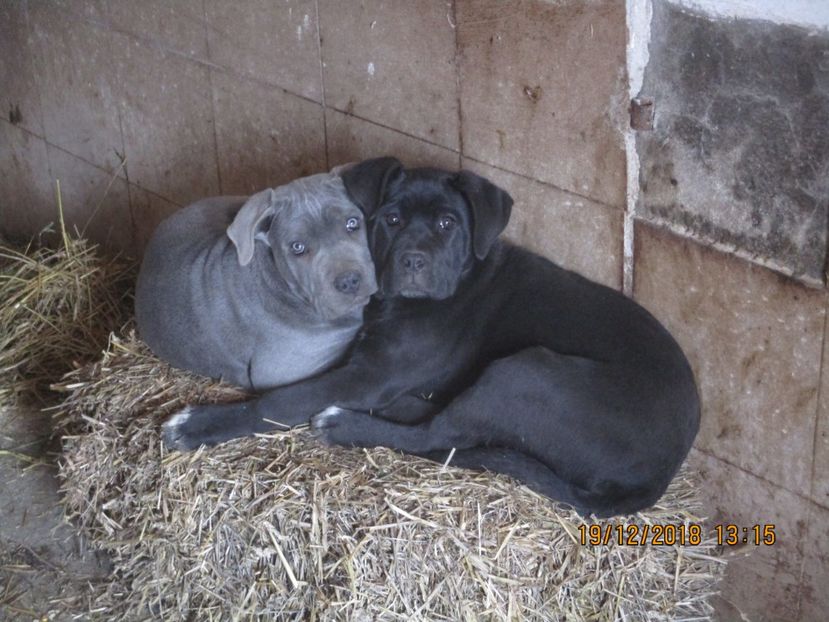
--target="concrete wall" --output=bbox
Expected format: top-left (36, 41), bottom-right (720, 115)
top-left (630, 2), bottom-right (829, 620)
top-left (2, 2), bottom-right (829, 621)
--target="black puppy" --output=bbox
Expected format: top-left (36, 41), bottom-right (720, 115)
top-left (163, 157), bottom-right (700, 517)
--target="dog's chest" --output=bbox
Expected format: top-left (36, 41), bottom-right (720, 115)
top-left (249, 325), bottom-right (358, 390)
top-left (377, 312), bottom-right (469, 373)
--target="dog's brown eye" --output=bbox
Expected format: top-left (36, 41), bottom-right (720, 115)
top-left (386, 213), bottom-right (401, 226)
top-left (438, 215), bottom-right (456, 231)
top-left (290, 241), bottom-right (306, 255)
top-left (346, 217), bottom-right (360, 232)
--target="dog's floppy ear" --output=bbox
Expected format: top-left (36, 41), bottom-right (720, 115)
top-left (452, 171), bottom-right (513, 260)
top-left (227, 188), bottom-right (276, 266)
top-left (341, 156), bottom-right (404, 217)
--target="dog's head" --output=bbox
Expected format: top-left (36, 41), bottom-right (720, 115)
top-left (342, 157), bottom-right (512, 300)
top-left (226, 168), bottom-right (378, 321)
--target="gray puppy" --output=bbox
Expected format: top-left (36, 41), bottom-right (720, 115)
top-left (135, 169), bottom-right (377, 390)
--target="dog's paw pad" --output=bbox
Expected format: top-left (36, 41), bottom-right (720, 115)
top-left (310, 405), bottom-right (345, 430)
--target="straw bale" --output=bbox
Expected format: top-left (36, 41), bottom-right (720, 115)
top-left (53, 333), bottom-right (726, 621)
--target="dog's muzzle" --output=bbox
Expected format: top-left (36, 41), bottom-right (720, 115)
top-left (384, 250), bottom-right (434, 298)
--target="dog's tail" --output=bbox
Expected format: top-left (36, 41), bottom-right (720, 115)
top-left (421, 447), bottom-right (666, 518)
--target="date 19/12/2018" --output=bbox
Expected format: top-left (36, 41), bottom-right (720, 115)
top-left (578, 523), bottom-right (777, 546)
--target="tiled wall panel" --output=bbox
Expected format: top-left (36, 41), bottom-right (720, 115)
top-left (633, 223), bottom-right (824, 496)
top-left (456, 0), bottom-right (627, 209)
top-left (462, 158), bottom-right (623, 289)
top-left (320, 0), bottom-right (460, 151)
top-left (205, 0), bottom-right (322, 101)
top-left (326, 109), bottom-right (460, 171)
top-left (113, 33), bottom-right (219, 206)
top-left (211, 70), bottom-right (326, 195)
top-left (29, 6), bottom-right (124, 174)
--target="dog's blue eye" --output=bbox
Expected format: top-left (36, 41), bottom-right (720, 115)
top-left (438, 215), bottom-right (456, 231)
top-left (346, 217), bottom-right (360, 232)
top-left (290, 241), bottom-right (306, 255)
top-left (386, 213), bottom-right (400, 226)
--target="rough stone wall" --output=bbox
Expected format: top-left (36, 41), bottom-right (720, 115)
top-left (637, 1), bottom-right (829, 285)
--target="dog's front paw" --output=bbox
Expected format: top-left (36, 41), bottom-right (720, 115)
top-left (162, 406), bottom-right (205, 451)
top-left (162, 402), bottom-right (245, 451)
top-left (310, 406), bottom-right (346, 430)
top-left (310, 406), bottom-right (371, 447)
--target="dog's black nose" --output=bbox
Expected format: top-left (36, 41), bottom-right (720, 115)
top-left (334, 270), bottom-right (362, 294)
top-left (401, 251), bottom-right (427, 273)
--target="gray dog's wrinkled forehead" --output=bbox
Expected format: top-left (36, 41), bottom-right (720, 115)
top-left (275, 172), bottom-right (355, 217)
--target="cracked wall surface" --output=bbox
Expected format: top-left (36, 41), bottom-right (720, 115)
top-left (637, 1), bottom-right (829, 285)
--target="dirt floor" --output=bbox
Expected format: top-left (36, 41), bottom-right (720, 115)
top-left (0, 400), bottom-right (111, 620)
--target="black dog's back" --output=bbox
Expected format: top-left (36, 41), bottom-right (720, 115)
top-left (489, 244), bottom-right (686, 368)
top-left (433, 243), bottom-right (700, 516)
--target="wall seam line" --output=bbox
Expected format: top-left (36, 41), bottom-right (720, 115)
top-left (117, 111), bottom-right (136, 254)
top-left (796, 296), bottom-right (829, 620)
top-left (315, 0), bottom-right (329, 170)
top-left (808, 303), bottom-right (828, 501)
top-left (462, 155), bottom-right (622, 213)
top-left (451, 0), bottom-right (463, 170)
top-left (693, 447), bottom-right (829, 511)
top-left (20, 0), bottom-right (54, 193)
top-left (202, 0), bottom-right (223, 195)
top-left (794, 501), bottom-right (816, 621)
